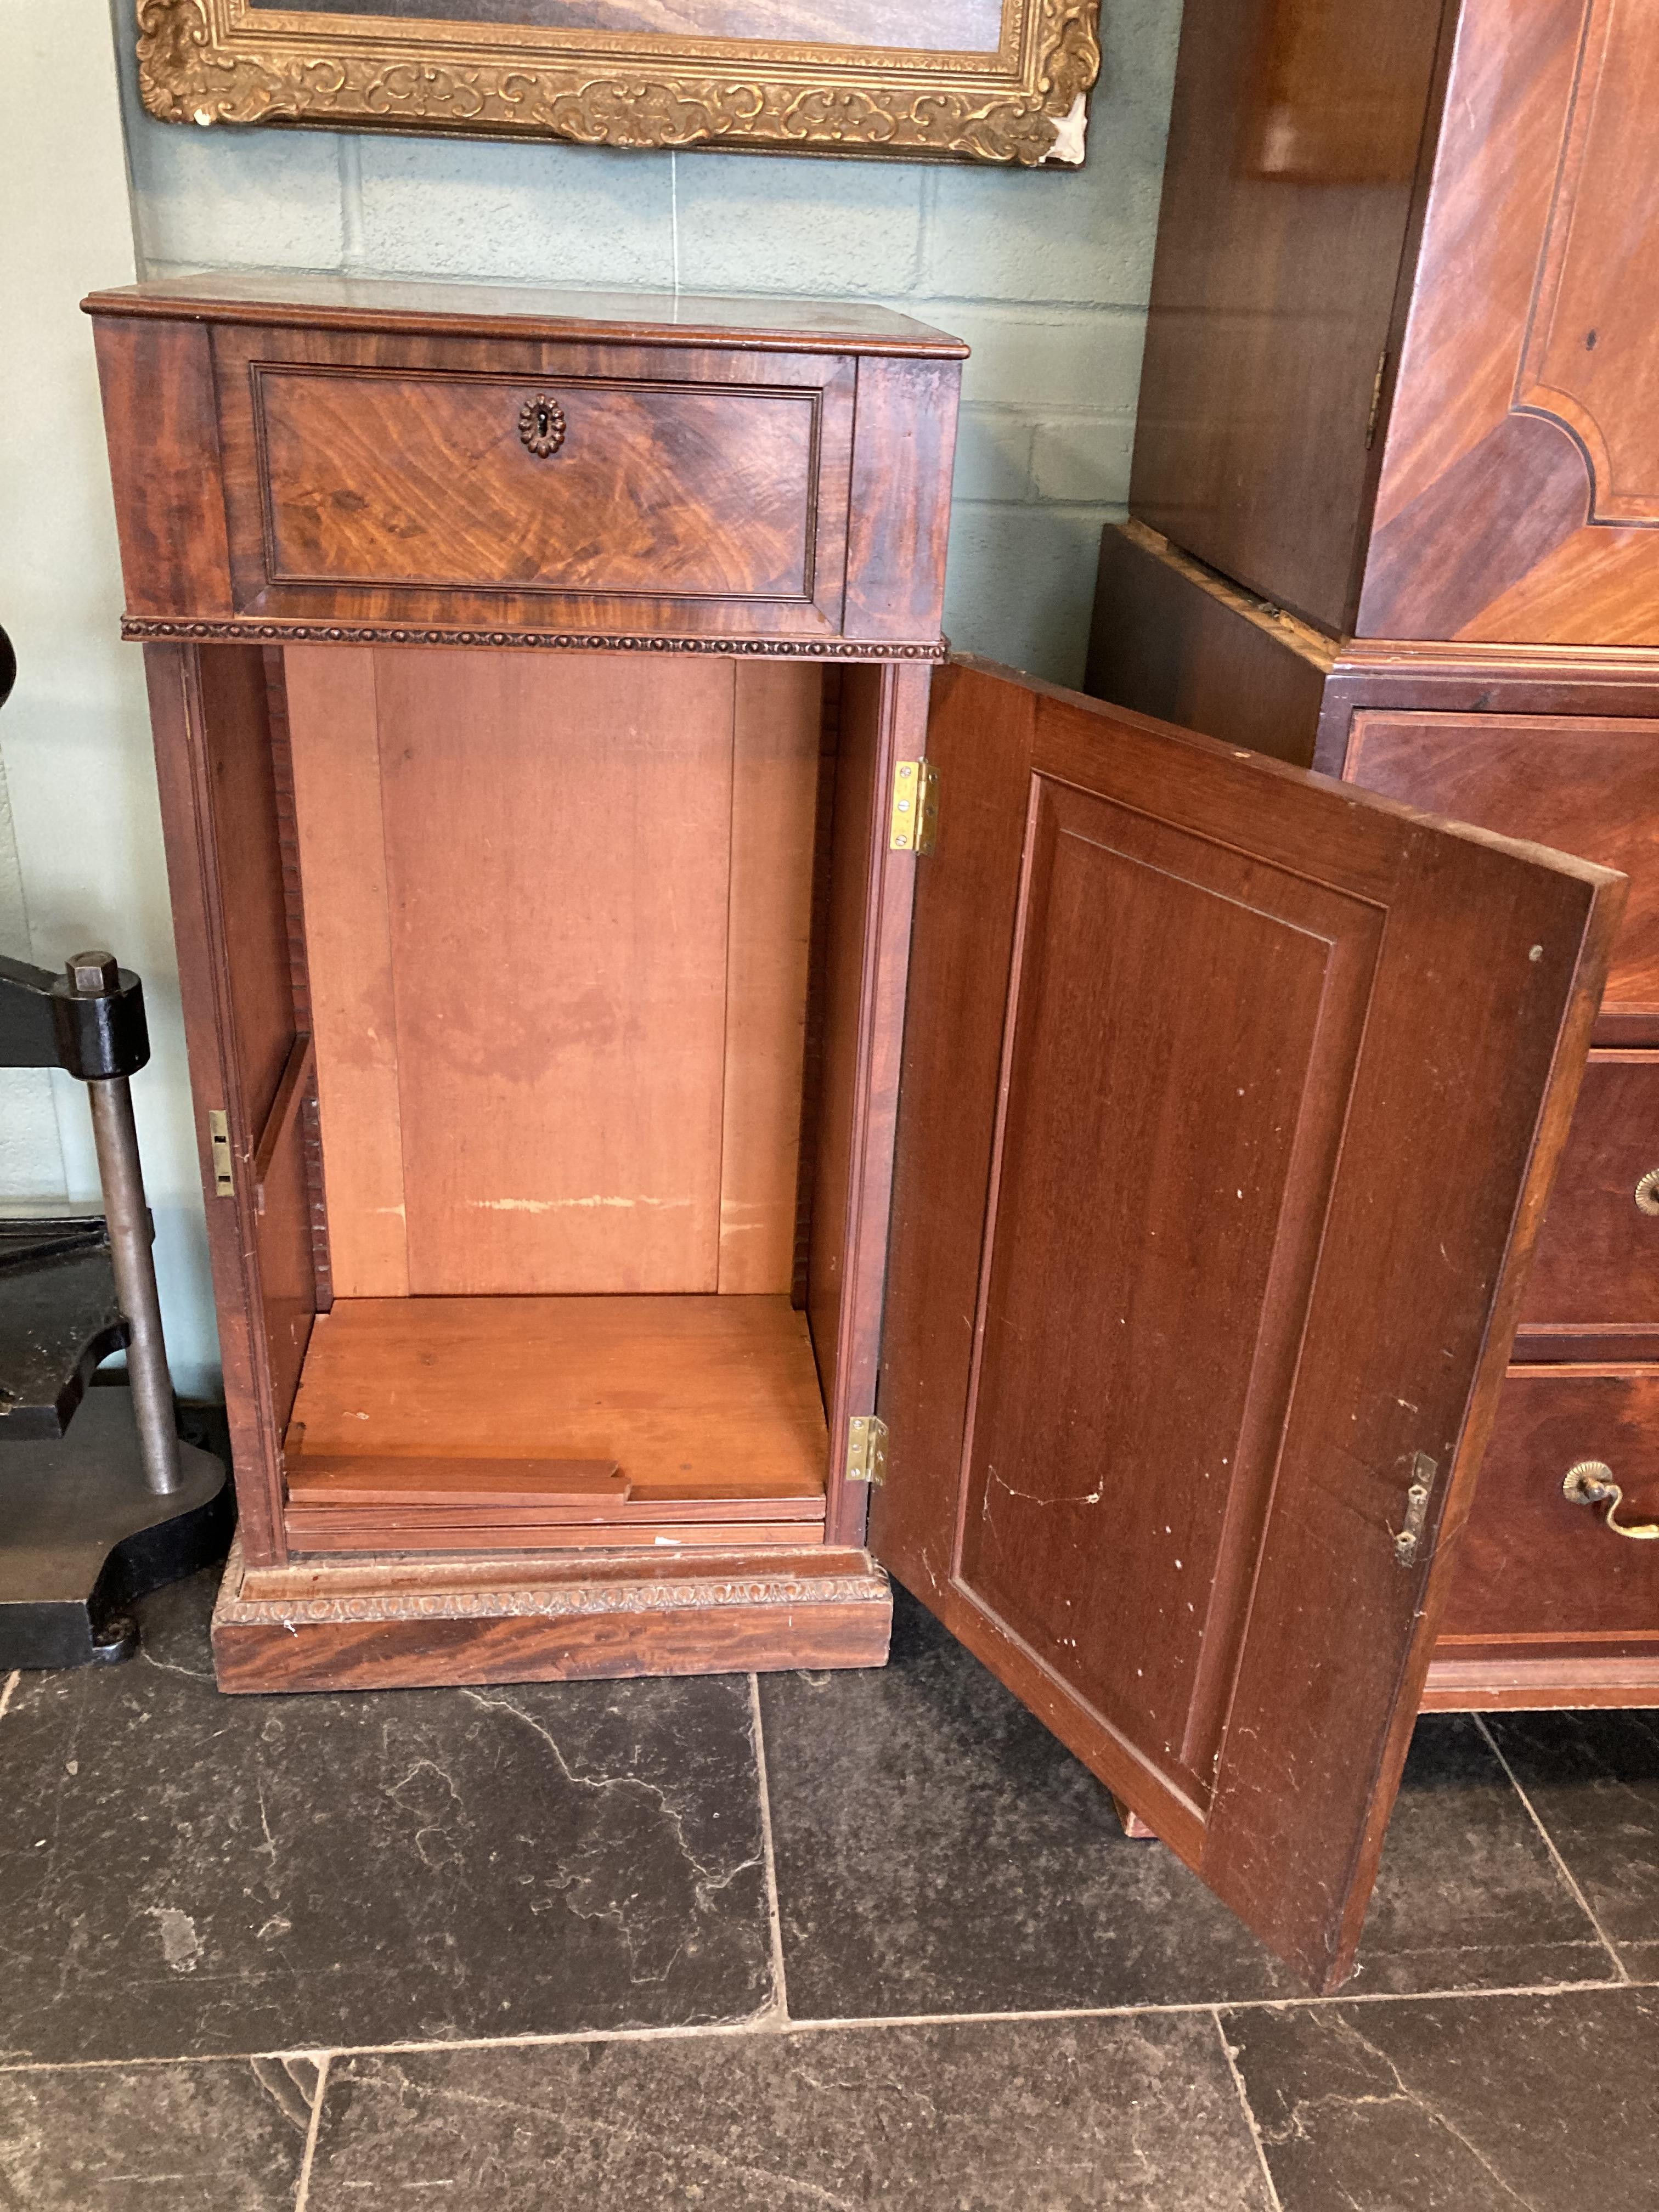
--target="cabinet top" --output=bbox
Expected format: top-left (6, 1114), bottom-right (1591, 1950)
top-left (81, 270), bottom-right (969, 361)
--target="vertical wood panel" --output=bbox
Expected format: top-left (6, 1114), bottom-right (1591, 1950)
top-left (375, 650), bottom-right (736, 1296)
top-left (142, 645), bottom-right (292, 1567)
top-left (718, 664), bottom-right (821, 1294)
top-left (284, 645), bottom-right (410, 1298)
top-left (811, 661), bottom-right (929, 1546)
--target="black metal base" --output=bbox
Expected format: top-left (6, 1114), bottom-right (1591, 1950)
top-left (0, 1387), bottom-right (230, 1669)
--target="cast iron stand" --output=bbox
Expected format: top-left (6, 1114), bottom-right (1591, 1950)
top-left (0, 627), bottom-right (229, 1664)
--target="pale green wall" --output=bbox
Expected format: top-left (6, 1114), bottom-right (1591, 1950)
top-left (0, 0), bottom-right (219, 1389)
top-left (113, 0), bottom-right (1183, 681)
top-left (0, 2), bottom-right (1181, 1395)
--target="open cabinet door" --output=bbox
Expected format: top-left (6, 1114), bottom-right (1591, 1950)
top-left (872, 658), bottom-right (1622, 1995)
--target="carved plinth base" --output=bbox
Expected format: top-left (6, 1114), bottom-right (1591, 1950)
top-left (210, 1537), bottom-right (892, 1694)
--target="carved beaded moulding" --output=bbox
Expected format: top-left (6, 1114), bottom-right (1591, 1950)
top-left (136, 0), bottom-right (1101, 167)
top-left (122, 617), bottom-right (950, 659)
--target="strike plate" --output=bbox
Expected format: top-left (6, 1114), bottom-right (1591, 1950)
top-left (1392, 1451), bottom-right (1438, 1567)
top-left (208, 1109), bottom-right (235, 1199)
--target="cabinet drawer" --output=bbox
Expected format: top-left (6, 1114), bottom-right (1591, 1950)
top-left (1344, 712), bottom-right (1659, 1038)
top-left (1520, 1052), bottom-right (1659, 1334)
top-left (253, 364), bottom-right (825, 600)
top-left (1441, 1367), bottom-right (1659, 1643)
top-left (208, 326), bottom-right (865, 641)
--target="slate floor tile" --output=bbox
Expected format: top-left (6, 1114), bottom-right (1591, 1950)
top-left (1221, 1985), bottom-right (1659, 2212)
top-left (759, 1589), bottom-right (1613, 2017)
top-left (0, 2055), bottom-right (315, 2210)
top-left (1485, 1707), bottom-right (1659, 1977)
top-left (304, 2012), bottom-right (1275, 2210)
top-left (0, 1572), bottom-right (772, 2063)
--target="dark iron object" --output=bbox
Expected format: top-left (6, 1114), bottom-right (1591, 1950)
top-left (0, 1217), bottom-right (127, 1440)
top-left (0, 1388), bottom-right (230, 1669)
top-left (0, 952), bottom-right (149, 1081)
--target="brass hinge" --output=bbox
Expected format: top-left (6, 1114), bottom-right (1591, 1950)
top-left (208, 1109), bottom-right (235, 1199)
top-left (1365, 347), bottom-right (1390, 449)
top-left (889, 759), bottom-right (939, 855)
top-left (846, 1414), bottom-right (888, 1486)
top-left (1392, 1451), bottom-right (1437, 1567)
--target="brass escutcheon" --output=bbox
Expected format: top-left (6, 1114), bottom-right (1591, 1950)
top-left (518, 393), bottom-right (567, 459)
top-left (1635, 1169), bottom-right (1659, 1216)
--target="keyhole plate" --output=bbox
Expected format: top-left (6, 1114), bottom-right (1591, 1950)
top-left (518, 393), bottom-right (567, 459)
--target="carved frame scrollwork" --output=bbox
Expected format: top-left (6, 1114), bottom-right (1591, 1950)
top-left (136, 0), bottom-right (1101, 167)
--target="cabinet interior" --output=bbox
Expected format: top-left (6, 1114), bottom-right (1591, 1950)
top-left (222, 643), bottom-right (883, 1557)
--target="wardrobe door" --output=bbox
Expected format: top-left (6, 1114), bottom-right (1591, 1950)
top-left (873, 657), bottom-right (1620, 1992)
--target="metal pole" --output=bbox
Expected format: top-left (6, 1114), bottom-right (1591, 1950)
top-left (69, 952), bottom-right (182, 1496)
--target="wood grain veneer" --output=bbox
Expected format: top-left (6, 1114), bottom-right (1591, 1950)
top-left (1131, 0), bottom-right (1659, 645)
top-left (82, 279), bottom-right (963, 654)
top-left (211, 1537), bottom-right (891, 1694)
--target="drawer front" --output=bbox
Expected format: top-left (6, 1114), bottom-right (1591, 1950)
top-left (256, 365), bottom-right (822, 599)
top-left (1344, 712), bottom-right (1659, 1035)
top-left (211, 328), bottom-right (861, 641)
top-left (1520, 1051), bottom-right (1659, 1330)
top-left (1441, 1367), bottom-right (1659, 1643)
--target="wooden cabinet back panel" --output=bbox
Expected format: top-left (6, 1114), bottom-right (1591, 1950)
top-left (255, 364), bottom-right (823, 601)
top-left (1344, 710), bottom-right (1659, 1033)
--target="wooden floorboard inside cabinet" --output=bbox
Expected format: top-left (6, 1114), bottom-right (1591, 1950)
top-left (285, 1294), bottom-right (829, 1551)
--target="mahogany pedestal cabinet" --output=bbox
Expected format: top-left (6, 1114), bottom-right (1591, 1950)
top-left (88, 273), bottom-right (1622, 1995)
top-left (1087, 0), bottom-right (1659, 1714)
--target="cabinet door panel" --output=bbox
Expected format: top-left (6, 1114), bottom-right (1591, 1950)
top-left (875, 658), bottom-right (1620, 1993)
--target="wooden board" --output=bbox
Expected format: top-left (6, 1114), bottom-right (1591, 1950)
top-left (875, 657), bottom-right (1620, 1994)
top-left (286, 651), bottom-right (821, 1301)
top-left (719, 665), bottom-right (821, 1291)
top-left (212, 1536), bottom-right (891, 1694)
top-left (283, 646), bottom-right (408, 1297)
top-left (286, 1293), bottom-right (828, 1505)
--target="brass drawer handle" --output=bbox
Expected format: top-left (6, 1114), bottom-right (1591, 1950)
top-left (518, 393), bottom-right (567, 459)
top-left (1636, 1169), bottom-right (1659, 1215)
top-left (1562, 1460), bottom-right (1659, 1540)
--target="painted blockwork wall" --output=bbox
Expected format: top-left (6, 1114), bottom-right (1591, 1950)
top-left (0, 1), bottom-right (1181, 1392)
top-left (0, 0), bottom-right (219, 1387)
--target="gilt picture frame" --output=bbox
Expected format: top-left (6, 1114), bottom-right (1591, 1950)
top-left (136, 0), bottom-right (1102, 166)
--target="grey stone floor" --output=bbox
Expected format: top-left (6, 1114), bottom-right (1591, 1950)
top-left (1, 1573), bottom-right (1655, 2209)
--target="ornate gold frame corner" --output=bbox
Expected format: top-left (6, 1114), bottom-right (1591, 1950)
top-left (135, 0), bottom-right (1102, 167)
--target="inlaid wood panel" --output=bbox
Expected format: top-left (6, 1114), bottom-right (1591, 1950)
top-left (212, 325), bottom-right (857, 644)
top-left (877, 658), bottom-right (1618, 1993)
top-left (1515, 0), bottom-right (1659, 526)
top-left (1438, 1365), bottom-right (1659, 1649)
top-left (256, 365), bottom-right (821, 600)
top-left (1342, 711), bottom-right (1659, 1035)
top-left (286, 649), bottom-right (821, 1297)
top-left (1358, 0), bottom-right (1659, 642)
